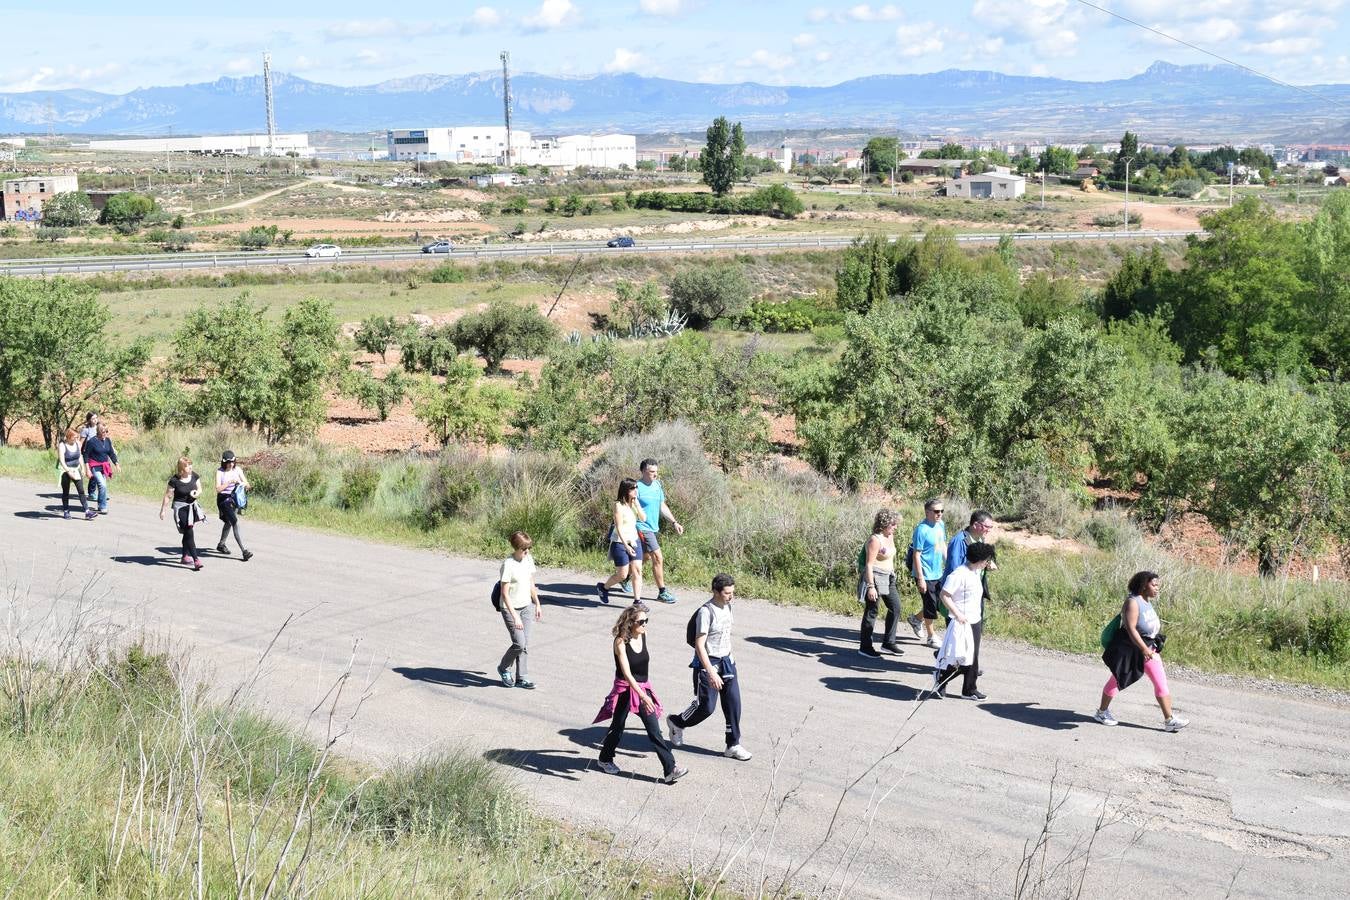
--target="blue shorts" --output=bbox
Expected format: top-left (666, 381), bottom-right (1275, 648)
top-left (610, 540), bottom-right (644, 566)
top-left (637, 530), bottom-right (660, 554)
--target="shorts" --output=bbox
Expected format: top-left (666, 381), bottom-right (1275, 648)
top-left (637, 530), bottom-right (660, 555)
top-left (610, 540), bottom-right (644, 566)
top-left (916, 579), bottom-right (941, 620)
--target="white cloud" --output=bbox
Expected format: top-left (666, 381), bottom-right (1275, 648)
top-left (807, 7), bottom-right (829, 22)
top-left (895, 23), bottom-right (946, 58)
top-left (736, 48), bottom-right (795, 71)
top-left (223, 57), bottom-right (254, 74)
top-left (1246, 36), bottom-right (1323, 55)
top-left (814, 50), bottom-right (833, 62)
top-left (466, 6), bottom-right (503, 29)
top-left (355, 49), bottom-right (383, 65)
top-left (0, 62), bottom-right (124, 93)
top-left (1257, 11), bottom-right (1334, 35)
top-left (972, 0), bottom-right (1082, 57)
top-left (1135, 17), bottom-right (1242, 46)
top-left (290, 55), bottom-right (318, 72)
top-left (639, 0), bottom-right (688, 14)
top-left (603, 48), bottom-right (643, 72)
top-left (980, 37), bottom-right (1005, 56)
top-left (324, 19), bottom-right (399, 40)
top-left (845, 4), bottom-right (900, 21)
top-left (1114, 0), bottom-right (1252, 21)
top-left (793, 32), bottom-right (818, 48)
top-left (522, 0), bottom-right (580, 30)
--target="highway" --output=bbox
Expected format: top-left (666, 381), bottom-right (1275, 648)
top-left (0, 229), bottom-right (1198, 277)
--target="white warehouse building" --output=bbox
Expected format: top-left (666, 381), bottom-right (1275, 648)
top-left (88, 134), bottom-right (312, 156)
top-left (387, 126), bottom-right (636, 170)
top-left (946, 169), bottom-right (1027, 199)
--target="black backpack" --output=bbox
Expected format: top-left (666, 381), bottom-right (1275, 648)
top-left (686, 601), bottom-right (715, 648)
top-left (490, 581), bottom-right (503, 611)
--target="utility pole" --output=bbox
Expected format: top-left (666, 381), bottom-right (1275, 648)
top-left (1228, 161), bottom-right (1235, 207)
top-left (891, 130), bottom-right (898, 195)
top-left (500, 51), bottom-right (513, 170)
top-left (263, 52), bottom-right (277, 155)
top-left (1122, 156), bottom-right (1134, 231)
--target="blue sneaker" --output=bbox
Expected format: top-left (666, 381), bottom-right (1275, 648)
top-left (656, 588), bottom-right (677, 604)
top-left (498, 668), bottom-right (515, 687)
top-left (596, 581), bottom-right (610, 604)
top-left (617, 579), bottom-right (632, 595)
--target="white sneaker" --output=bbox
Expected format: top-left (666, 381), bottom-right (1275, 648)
top-left (1093, 708), bottom-right (1118, 726)
top-left (666, 715), bottom-right (684, 747)
top-left (725, 744), bottom-right (753, 761)
top-left (660, 765), bottom-right (689, 784)
top-left (1164, 716), bottom-right (1190, 733)
top-left (924, 636), bottom-right (939, 649)
top-left (596, 760), bottom-right (621, 775)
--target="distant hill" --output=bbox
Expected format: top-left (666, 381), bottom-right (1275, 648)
top-left (6, 61), bottom-right (1350, 143)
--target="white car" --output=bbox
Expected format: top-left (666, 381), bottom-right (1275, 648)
top-left (305, 244), bottom-right (342, 258)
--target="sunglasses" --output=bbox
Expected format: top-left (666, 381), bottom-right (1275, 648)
top-left (636, 618), bottom-right (649, 625)
top-left (932, 509), bottom-right (945, 514)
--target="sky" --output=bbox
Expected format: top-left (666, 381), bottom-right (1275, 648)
top-left (2, 0), bottom-right (1347, 94)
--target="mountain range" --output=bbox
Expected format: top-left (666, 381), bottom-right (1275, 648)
top-left (6, 61), bottom-right (1349, 144)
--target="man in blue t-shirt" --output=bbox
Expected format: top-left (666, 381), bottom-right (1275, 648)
top-left (941, 509), bottom-right (997, 621)
top-left (634, 458), bottom-right (685, 604)
top-left (906, 498), bottom-right (947, 648)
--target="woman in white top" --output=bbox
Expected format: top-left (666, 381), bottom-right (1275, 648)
top-left (497, 530), bottom-right (542, 689)
top-left (215, 450), bottom-right (253, 561)
top-left (596, 478), bottom-right (646, 605)
top-left (934, 542), bottom-right (997, 700)
top-left (859, 508), bottom-right (902, 658)
top-left (56, 427), bottom-right (96, 520)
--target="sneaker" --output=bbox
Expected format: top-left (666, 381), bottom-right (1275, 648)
top-left (666, 715), bottom-right (684, 747)
top-left (924, 636), bottom-right (939, 649)
top-left (660, 766), bottom-right (690, 784)
top-left (1093, 709), bottom-right (1119, 726)
top-left (242, 550), bottom-right (254, 562)
top-left (498, 668), bottom-right (515, 688)
top-left (181, 555), bottom-right (192, 565)
top-left (881, 642), bottom-right (903, 654)
top-left (724, 745), bottom-right (753, 761)
top-left (192, 559), bottom-right (204, 571)
top-left (961, 690), bottom-right (987, 701)
top-left (617, 578), bottom-right (632, 595)
top-left (85, 509), bottom-right (98, 520)
top-left (596, 760), bottom-right (621, 775)
top-left (928, 676), bottom-right (946, 699)
top-left (63, 510), bottom-right (71, 520)
top-left (656, 588), bottom-right (677, 604)
top-left (516, 679), bottom-right (536, 690)
top-left (1164, 716), bottom-right (1190, 733)
top-left (99, 509), bottom-right (108, 515)
top-left (596, 582), bottom-right (610, 605)
top-left (858, 646), bottom-right (882, 658)
top-left (907, 614), bottom-right (923, 638)
top-left (217, 543), bottom-right (230, 555)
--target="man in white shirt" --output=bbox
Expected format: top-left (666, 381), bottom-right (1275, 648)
top-left (497, 531), bottom-right (542, 689)
top-left (934, 542), bottom-right (996, 700)
top-left (667, 573), bottom-right (752, 761)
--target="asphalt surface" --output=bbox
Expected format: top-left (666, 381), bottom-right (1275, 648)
top-left (0, 229), bottom-right (1198, 277)
top-left (3, 476), bottom-right (1346, 898)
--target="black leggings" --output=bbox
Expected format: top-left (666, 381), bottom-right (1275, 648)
top-left (599, 689), bottom-right (676, 776)
top-left (217, 497), bottom-right (247, 551)
top-left (61, 473), bottom-right (89, 512)
top-left (175, 506), bottom-right (199, 560)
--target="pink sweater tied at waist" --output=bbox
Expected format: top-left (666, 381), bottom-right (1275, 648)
top-left (592, 678), bottom-right (663, 723)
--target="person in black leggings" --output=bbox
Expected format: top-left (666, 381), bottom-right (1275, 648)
top-left (159, 456), bottom-right (204, 570)
top-left (593, 602), bottom-right (687, 784)
top-left (215, 450), bottom-right (253, 560)
top-left (56, 427), bottom-right (97, 520)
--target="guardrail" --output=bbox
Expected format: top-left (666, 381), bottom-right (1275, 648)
top-left (0, 230), bottom-right (1201, 276)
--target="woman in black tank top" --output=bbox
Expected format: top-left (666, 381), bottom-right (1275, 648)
top-left (592, 603), bottom-right (686, 783)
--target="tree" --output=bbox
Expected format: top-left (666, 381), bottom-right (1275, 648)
top-left (501, 195), bottom-right (529, 215)
top-left (636, 159), bottom-right (657, 171)
top-left (270, 298), bottom-right (344, 443)
top-left (340, 367), bottom-right (407, 421)
top-left (354, 315), bottom-right (415, 363)
top-left (1298, 190), bottom-right (1350, 378)
top-left (40, 192), bottom-right (96, 227)
top-left (1099, 246), bottom-right (1172, 321)
top-left (835, 234), bottom-right (896, 314)
top-left (699, 116), bottom-right (744, 196)
top-left (0, 278), bottom-right (149, 447)
top-left (561, 194), bottom-right (581, 217)
top-left (1112, 131), bottom-right (1140, 181)
top-left (99, 192), bottom-right (157, 229)
top-left (448, 302), bottom-right (559, 374)
top-left (412, 358), bottom-right (516, 448)
top-left (1037, 146), bottom-right (1077, 175)
top-left (667, 265), bottom-right (752, 327)
top-left (608, 280), bottom-right (668, 335)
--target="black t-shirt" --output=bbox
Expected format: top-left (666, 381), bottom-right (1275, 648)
top-left (168, 473), bottom-right (200, 504)
top-left (615, 635), bottom-right (650, 682)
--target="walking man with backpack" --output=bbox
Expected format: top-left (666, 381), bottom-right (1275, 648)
top-left (635, 458), bottom-right (684, 604)
top-left (667, 573), bottom-right (752, 761)
top-left (906, 499), bottom-right (947, 648)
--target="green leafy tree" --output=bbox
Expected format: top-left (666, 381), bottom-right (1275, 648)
top-left (1037, 146), bottom-right (1078, 175)
top-left (1146, 373), bottom-right (1347, 575)
top-left (636, 159), bottom-right (657, 171)
top-left (354, 315), bottom-right (416, 363)
top-left (413, 358), bottom-right (516, 447)
top-left (1099, 246), bottom-right (1172, 321)
top-left (561, 194), bottom-right (581, 217)
top-left (1298, 190), bottom-right (1350, 377)
top-left (502, 195), bottom-right (529, 215)
top-left (99, 192), bottom-right (157, 229)
top-left (1112, 131), bottom-right (1140, 180)
top-left (834, 235), bottom-right (896, 314)
top-left (754, 183), bottom-right (804, 217)
top-left (0, 278), bottom-right (149, 447)
top-left (512, 342), bottom-right (618, 454)
top-left (340, 368), bottom-right (408, 421)
top-left (699, 117), bottom-right (744, 196)
top-left (271, 298), bottom-right (344, 442)
top-left (667, 264), bottom-right (752, 327)
top-left (40, 192), bottom-right (96, 227)
top-left (239, 225), bottom-right (277, 249)
top-left (400, 325), bottom-right (462, 376)
top-left (448, 302), bottom-right (559, 374)
top-left (608, 280), bottom-right (668, 335)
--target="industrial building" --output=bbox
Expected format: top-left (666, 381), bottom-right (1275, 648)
top-left (946, 169), bottom-right (1027, 199)
top-left (2, 174), bottom-right (78, 221)
top-left (386, 126), bottom-right (636, 170)
top-left (87, 134), bottom-right (312, 156)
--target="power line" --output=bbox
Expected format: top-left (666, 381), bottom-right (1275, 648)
top-left (1072, 0), bottom-right (1349, 112)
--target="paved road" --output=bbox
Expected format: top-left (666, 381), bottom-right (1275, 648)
top-left (3, 477), bottom-right (1345, 898)
top-left (0, 229), bottom-right (1196, 277)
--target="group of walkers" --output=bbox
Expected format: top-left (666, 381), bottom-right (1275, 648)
top-left (493, 472), bottom-right (1189, 783)
top-left (52, 412), bottom-right (255, 569)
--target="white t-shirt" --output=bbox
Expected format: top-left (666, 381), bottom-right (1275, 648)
top-left (499, 555), bottom-right (536, 610)
top-left (941, 566), bottom-right (984, 625)
top-left (693, 601), bottom-right (734, 660)
top-left (217, 467), bottom-right (244, 492)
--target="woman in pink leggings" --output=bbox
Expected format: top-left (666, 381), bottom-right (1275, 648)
top-left (1094, 571), bottom-right (1189, 732)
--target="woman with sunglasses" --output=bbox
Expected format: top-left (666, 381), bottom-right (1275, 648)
top-left (215, 450), bottom-right (253, 561)
top-left (593, 602), bottom-right (688, 784)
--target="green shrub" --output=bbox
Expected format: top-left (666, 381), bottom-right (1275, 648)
top-left (130, 377), bottom-right (192, 431)
top-left (489, 472), bottom-right (579, 547)
top-left (337, 462), bottom-right (381, 510)
top-left (738, 295), bottom-right (842, 333)
top-left (428, 263), bottom-right (466, 283)
top-left (580, 422), bottom-right (728, 533)
top-left (420, 450), bottom-right (488, 525)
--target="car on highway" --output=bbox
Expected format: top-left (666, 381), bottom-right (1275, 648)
top-left (304, 244), bottom-right (342, 258)
top-left (421, 240), bottom-right (454, 254)
top-left (606, 236), bottom-right (636, 248)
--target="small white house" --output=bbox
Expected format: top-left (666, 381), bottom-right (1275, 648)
top-left (946, 171), bottom-right (1027, 199)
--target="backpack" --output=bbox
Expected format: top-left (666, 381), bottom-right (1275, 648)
top-left (490, 581), bottom-right (503, 612)
top-left (1100, 613), bottom-right (1121, 650)
top-left (233, 483), bottom-right (248, 511)
top-left (686, 601), bottom-right (715, 648)
top-left (856, 542), bottom-right (868, 577)
top-left (904, 545), bottom-right (917, 575)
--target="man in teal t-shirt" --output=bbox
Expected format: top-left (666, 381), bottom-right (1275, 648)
top-left (906, 498), bottom-right (947, 647)
top-left (635, 458), bottom-right (685, 604)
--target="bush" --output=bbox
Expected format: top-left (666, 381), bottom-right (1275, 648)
top-left (130, 377), bottom-right (192, 431)
top-left (738, 295), bottom-right (841, 333)
top-left (40, 192), bottom-right (97, 227)
top-left (1091, 212), bottom-right (1143, 227)
top-left (489, 472), bottom-right (580, 546)
top-left (1170, 178), bottom-right (1205, 198)
top-left (337, 461), bottom-right (381, 510)
top-left (448, 302), bottom-right (559, 374)
top-left (580, 422), bottom-right (728, 533)
top-left (239, 225), bottom-right (278, 249)
top-left (420, 449), bottom-right (488, 525)
top-left (668, 265), bottom-right (752, 327)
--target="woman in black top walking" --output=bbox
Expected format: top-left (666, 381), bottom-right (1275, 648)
top-left (159, 456), bottom-right (206, 570)
top-left (592, 602), bottom-right (687, 784)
